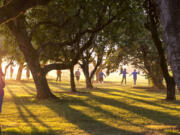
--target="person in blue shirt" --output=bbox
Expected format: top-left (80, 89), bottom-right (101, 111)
top-left (120, 68), bottom-right (128, 85)
top-left (130, 69), bottom-right (139, 85)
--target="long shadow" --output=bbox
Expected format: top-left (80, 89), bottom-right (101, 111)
top-left (94, 88), bottom-right (153, 98)
top-left (50, 83), bottom-right (180, 112)
top-left (49, 82), bottom-right (71, 92)
top-left (41, 98), bottom-right (141, 135)
top-left (86, 93), bottom-right (180, 125)
top-left (22, 81), bottom-right (71, 93)
top-left (22, 87), bottom-right (35, 96)
top-left (21, 83), bottom-right (180, 132)
top-left (7, 87), bottom-right (37, 130)
top-left (48, 81), bottom-right (70, 87)
top-left (21, 83), bottom-right (36, 92)
top-left (6, 87), bottom-right (57, 135)
top-left (58, 96), bottom-right (149, 130)
top-left (98, 90), bottom-right (180, 112)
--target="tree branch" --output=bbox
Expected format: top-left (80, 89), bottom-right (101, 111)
top-left (0, 0), bottom-right (50, 24)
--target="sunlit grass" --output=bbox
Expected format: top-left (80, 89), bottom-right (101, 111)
top-left (0, 80), bottom-right (180, 134)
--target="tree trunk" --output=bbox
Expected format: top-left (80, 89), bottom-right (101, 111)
top-left (29, 63), bottom-right (55, 99)
top-left (16, 63), bottom-right (24, 81)
top-left (166, 77), bottom-right (176, 100)
top-left (145, 1), bottom-right (176, 100)
top-left (158, 0), bottom-right (180, 91)
top-left (70, 66), bottom-right (77, 92)
top-left (7, 16), bottom-right (55, 99)
top-left (81, 62), bottom-right (93, 89)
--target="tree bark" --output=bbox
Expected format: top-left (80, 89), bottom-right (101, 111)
top-left (158, 0), bottom-right (180, 92)
top-left (16, 63), bottom-right (24, 81)
top-left (166, 77), bottom-right (176, 100)
top-left (81, 61), bottom-right (93, 89)
top-left (70, 66), bottom-right (77, 92)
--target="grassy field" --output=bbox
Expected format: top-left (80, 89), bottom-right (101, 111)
top-left (0, 80), bottom-right (180, 135)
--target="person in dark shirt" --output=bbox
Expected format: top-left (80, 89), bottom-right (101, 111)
top-left (130, 69), bottom-right (139, 85)
top-left (120, 68), bottom-right (128, 85)
top-left (98, 71), bottom-right (106, 84)
top-left (56, 70), bottom-right (62, 81)
top-left (75, 69), bottom-right (81, 82)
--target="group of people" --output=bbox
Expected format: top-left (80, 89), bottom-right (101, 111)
top-left (74, 69), bottom-right (106, 83)
top-left (56, 69), bottom-right (81, 82)
top-left (120, 68), bottom-right (139, 86)
top-left (56, 68), bottom-right (139, 85)
top-left (56, 69), bottom-right (106, 83)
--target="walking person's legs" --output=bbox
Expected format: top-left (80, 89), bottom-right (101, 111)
top-left (59, 74), bottom-right (61, 81)
top-left (134, 78), bottom-right (136, 85)
top-left (121, 77), bottom-right (124, 85)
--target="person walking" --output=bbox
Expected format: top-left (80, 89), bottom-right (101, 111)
top-left (98, 70), bottom-right (106, 84)
top-left (130, 69), bottom-right (139, 85)
top-left (56, 70), bottom-right (62, 81)
top-left (120, 68), bottom-right (128, 85)
top-left (0, 68), bottom-right (5, 113)
top-left (75, 69), bottom-right (81, 83)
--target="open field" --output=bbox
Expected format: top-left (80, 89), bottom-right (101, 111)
top-left (0, 80), bottom-right (180, 135)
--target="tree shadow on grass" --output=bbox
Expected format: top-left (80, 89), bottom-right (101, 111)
top-left (6, 87), bottom-right (57, 135)
top-left (49, 82), bottom-right (71, 92)
top-left (20, 83), bottom-right (36, 92)
top-left (2, 130), bottom-right (55, 135)
top-left (41, 98), bottom-right (142, 135)
top-left (20, 82), bottom-right (180, 134)
top-left (94, 88), bottom-right (180, 112)
top-left (94, 88), bottom-right (153, 98)
top-left (22, 87), bottom-right (36, 96)
top-left (86, 93), bottom-right (180, 126)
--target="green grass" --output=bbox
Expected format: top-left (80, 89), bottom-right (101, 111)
top-left (1, 80), bottom-right (180, 135)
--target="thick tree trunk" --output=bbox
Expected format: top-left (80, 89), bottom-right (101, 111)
top-left (7, 16), bottom-right (55, 99)
top-left (166, 77), bottom-right (176, 100)
top-left (145, 1), bottom-right (176, 100)
top-left (16, 63), bottom-right (24, 81)
top-left (29, 62), bottom-right (55, 99)
top-left (158, 0), bottom-right (180, 91)
top-left (70, 66), bottom-right (77, 92)
top-left (81, 62), bottom-right (93, 89)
